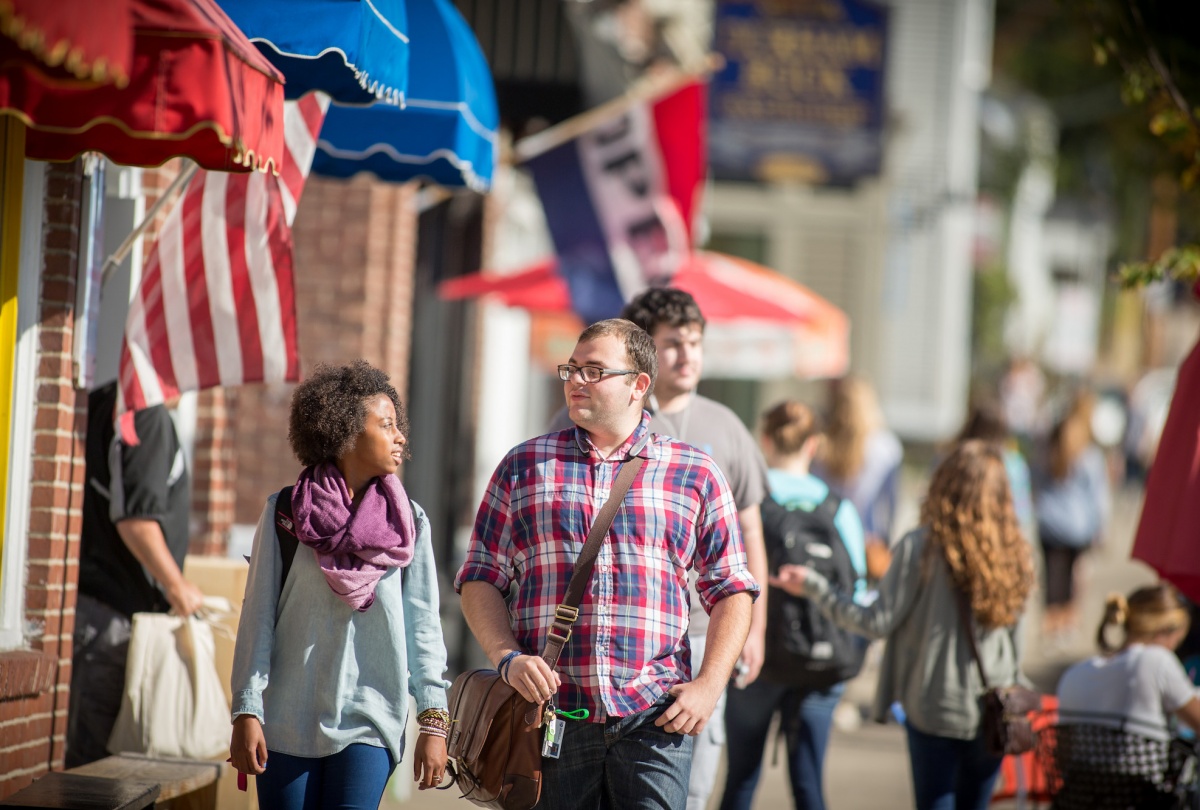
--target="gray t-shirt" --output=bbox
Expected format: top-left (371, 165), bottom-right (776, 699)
top-left (548, 395), bottom-right (768, 633)
top-left (1057, 644), bottom-right (1197, 741)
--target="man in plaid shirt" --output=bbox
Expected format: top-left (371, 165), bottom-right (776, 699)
top-left (456, 318), bottom-right (759, 810)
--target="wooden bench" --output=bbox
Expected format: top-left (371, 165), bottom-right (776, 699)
top-left (70, 755), bottom-right (224, 810)
top-left (0, 773), bottom-right (159, 809)
top-left (0, 755), bottom-right (224, 810)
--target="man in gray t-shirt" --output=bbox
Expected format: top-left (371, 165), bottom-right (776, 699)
top-left (548, 289), bottom-right (768, 810)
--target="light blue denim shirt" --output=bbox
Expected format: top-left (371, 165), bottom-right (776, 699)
top-left (230, 492), bottom-right (450, 762)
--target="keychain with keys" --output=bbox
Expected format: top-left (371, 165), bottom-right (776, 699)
top-left (542, 703), bottom-right (565, 759)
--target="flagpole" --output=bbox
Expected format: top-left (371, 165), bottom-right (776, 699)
top-left (513, 67), bottom-right (709, 165)
top-left (100, 160), bottom-right (198, 286)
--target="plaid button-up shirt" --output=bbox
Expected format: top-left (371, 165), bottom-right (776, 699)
top-left (455, 412), bottom-right (759, 721)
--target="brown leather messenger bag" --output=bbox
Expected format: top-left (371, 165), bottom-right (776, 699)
top-left (446, 442), bottom-right (647, 810)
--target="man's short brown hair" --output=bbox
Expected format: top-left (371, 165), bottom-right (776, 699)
top-left (619, 288), bottom-right (706, 335)
top-left (577, 318), bottom-right (658, 392)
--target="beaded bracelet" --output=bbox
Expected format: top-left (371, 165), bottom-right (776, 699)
top-left (417, 708), bottom-right (451, 739)
top-left (498, 650), bottom-right (523, 684)
top-left (417, 708), bottom-right (450, 727)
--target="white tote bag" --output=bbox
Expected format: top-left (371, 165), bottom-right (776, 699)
top-left (107, 599), bottom-right (232, 760)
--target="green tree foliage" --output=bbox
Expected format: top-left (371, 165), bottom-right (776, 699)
top-left (1070, 0), bottom-right (1200, 285)
top-left (995, 0), bottom-right (1200, 287)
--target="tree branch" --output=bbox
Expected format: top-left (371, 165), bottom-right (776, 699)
top-left (1125, 0), bottom-right (1200, 133)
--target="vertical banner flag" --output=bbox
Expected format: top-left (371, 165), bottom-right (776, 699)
top-left (520, 79), bottom-right (706, 325)
top-left (117, 93), bottom-right (330, 442)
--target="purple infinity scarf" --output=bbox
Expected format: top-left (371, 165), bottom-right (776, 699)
top-left (290, 462), bottom-right (415, 611)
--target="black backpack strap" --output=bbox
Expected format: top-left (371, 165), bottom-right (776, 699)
top-left (274, 485), bottom-right (299, 599)
top-left (813, 490), bottom-right (842, 523)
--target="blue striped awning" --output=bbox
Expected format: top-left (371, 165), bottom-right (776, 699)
top-left (311, 0), bottom-right (497, 190)
top-left (219, 0), bottom-right (409, 105)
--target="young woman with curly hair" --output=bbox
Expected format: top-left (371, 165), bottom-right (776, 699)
top-left (781, 440), bottom-right (1034, 810)
top-left (229, 361), bottom-right (450, 809)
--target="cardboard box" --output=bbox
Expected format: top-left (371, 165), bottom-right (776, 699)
top-left (183, 555), bottom-right (256, 810)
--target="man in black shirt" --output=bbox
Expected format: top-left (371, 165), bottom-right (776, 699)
top-left (66, 382), bottom-right (203, 767)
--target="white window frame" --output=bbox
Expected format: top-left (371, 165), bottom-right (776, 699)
top-left (0, 160), bottom-right (46, 649)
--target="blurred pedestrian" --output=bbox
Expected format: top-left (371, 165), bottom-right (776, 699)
top-left (545, 289), bottom-right (771, 810)
top-left (1033, 389), bottom-right (1111, 647)
top-left (459, 319), bottom-right (758, 810)
top-left (813, 376), bottom-right (902, 580)
top-left (67, 382), bottom-right (203, 768)
top-left (1055, 584), bottom-right (1200, 807)
top-left (719, 400), bottom-right (867, 810)
top-left (952, 400), bottom-right (1036, 543)
top-left (782, 440), bottom-right (1034, 810)
top-left (999, 356), bottom-right (1046, 454)
top-left (1123, 367), bottom-right (1175, 483)
top-left (229, 361), bottom-right (450, 808)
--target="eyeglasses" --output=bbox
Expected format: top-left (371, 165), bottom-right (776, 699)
top-left (557, 364), bottom-right (638, 383)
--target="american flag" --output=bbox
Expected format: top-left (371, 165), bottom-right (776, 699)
top-left (116, 93), bottom-right (330, 443)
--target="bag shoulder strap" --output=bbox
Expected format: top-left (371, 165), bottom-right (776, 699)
top-left (951, 581), bottom-right (990, 688)
top-left (274, 485), bottom-right (299, 600)
top-left (540, 439), bottom-right (648, 670)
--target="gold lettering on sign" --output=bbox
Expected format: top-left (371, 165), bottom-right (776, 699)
top-left (718, 13), bottom-right (883, 129)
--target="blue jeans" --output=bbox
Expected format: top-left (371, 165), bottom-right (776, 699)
top-left (905, 723), bottom-right (1002, 810)
top-left (538, 697), bottom-right (694, 810)
top-left (718, 680), bottom-right (843, 810)
top-left (256, 743), bottom-right (396, 810)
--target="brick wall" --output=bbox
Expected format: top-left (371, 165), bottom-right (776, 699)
top-left (189, 388), bottom-right (236, 556)
top-left (228, 176), bottom-right (420, 528)
top-left (0, 162), bottom-right (87, 797)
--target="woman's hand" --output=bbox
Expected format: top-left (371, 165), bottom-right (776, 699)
top-left (229, 714), bottom-right (268, 775)
top-left (413, 732), bottom-right (449, 790)
top-left (769, 564), bottom-right (811, 598)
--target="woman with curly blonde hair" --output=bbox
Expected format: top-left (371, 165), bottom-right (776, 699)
top-left (781, 440), bottom-right (1034, 810)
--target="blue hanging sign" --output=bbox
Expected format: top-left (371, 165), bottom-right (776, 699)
top-left (710, 0), bottom-right (889, 186)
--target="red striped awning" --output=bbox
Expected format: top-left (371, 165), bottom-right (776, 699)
top-left (0, 0), bottom-right (285, 173)
top-left (0, 0), bottom-right (135, 86)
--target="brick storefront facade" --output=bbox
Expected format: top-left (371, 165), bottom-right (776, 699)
top-left (0, 162), bottom-right (87, 797)
top-left (0, 167), bottom-right (425, 797)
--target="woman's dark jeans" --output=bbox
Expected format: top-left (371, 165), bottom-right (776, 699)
top-left (256, 743), bottom-right (396, 810)
top-left (905, 722), bottom-right (1003, 810)
top-left (719, 679), bottom-right (844, 810)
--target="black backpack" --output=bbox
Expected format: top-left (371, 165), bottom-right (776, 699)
top-left (274, 485), bottom-right (300, 598)
top-left (760, 491), bottom-right (866, 689)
